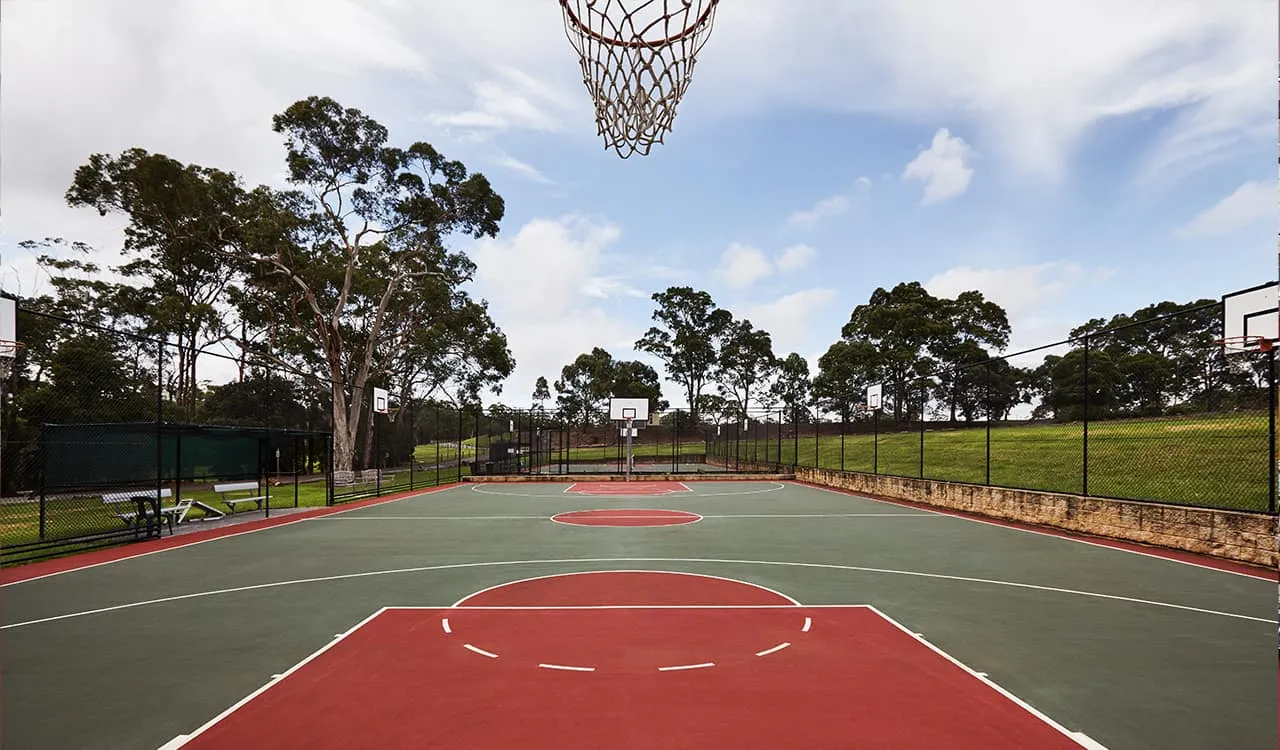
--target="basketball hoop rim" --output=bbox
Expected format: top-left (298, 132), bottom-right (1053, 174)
top-left (559, 0), bottom-right (720, 50)
top-left (1217, 335), bottom-right (1273, 352)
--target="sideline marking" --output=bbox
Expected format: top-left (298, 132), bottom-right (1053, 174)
top-left (796, 482), bottom-right (1274, 581)
top-left (170, 607), bottom-right (392, 748)
top-left (451, 568), bottom-right (801, 608)
top-left (658, 662), bottom-right (715, 671)
top-left (755, 642), bottom-right (791, 657)
top-left (538, 663), bottom-right (595, 672)
top-left (1, 484), bottom-right (464, 587)
top-left (801, 617), bottom-right (812, 632)
top-left (463, 643), bottom-right (499, 659)
top-left (441, 618), bottom-right (451, 634)
top-left (316, 512), bottom-right (936, 521)
top-left (6, 557), bottom-right (1271, 631)
top-left (867, 605), bottom-right (1103, 748)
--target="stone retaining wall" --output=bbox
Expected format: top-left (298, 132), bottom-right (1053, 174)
top-left (792, 466), bottom-right (1276, 568)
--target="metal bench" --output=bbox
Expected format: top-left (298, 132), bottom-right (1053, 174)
top-left (102, 489), bottom-right (180, 535)
top-left (213, 481), bottom-right (267, 513)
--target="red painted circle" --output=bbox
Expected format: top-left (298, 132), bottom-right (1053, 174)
top-left (552, 508), bottom-right (701, 527)
top-left (456, 570), bottom-right (795, 607)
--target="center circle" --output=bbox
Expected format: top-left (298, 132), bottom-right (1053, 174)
top-left (551, 508), bottom-right (702, 527)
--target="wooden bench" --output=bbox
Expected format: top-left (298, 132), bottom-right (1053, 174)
top-left (213, 481), bottom-right (267, 513)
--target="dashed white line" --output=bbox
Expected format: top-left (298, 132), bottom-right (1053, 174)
top-left (538, 663), bottom-right (596, 672)
top-left (463, 643), bottom-right (499, 659)
top-left (755, 642), bottom-right (791, 657)
top-left (441, 618), bottom-right (451, 634)
top-left (658, 662), bottom-right (715, 671)
top-left (801, 617), bottom-right (812, 632)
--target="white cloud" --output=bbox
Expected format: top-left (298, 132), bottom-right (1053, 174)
top-left (714, 242), bottom-right (819, 288)
top-left (776, 244), bottom-right (816, 272)
top-left (1175, 180), bottom-right (1274, 238)
top-left (923, 262), bottom-right (1116, 352)
top-left (737, 288), bottom-right (839, 358)
top-left (787, 194), bottom-right (849, 228)
top-left (903, 128), bottom-right (974, 204)
top-left (469, 215), bottom-right (648, 404)
top-left (426, 66), bottom-right (580, 136)
top-left (714, 243), bottom-right (775, 289)
top-left (492, 152), bottom-right (553, 184)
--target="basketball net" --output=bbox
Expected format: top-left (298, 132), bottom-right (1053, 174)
top-left (559, 0), bottom-right (720, 158)
top-left (0, 341), bottom-right (21, 379)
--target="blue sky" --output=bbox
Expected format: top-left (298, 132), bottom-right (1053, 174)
top-left (1, 0), bottom-right (1275, 409)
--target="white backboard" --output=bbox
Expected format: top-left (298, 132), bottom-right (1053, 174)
top-left (866, 384), bottom-right (883, 410)
top-left (0, 295), bottom-right (15, 343)
top-left (372, 387), bottom-right (389, 414)
top-left (1223, 282), bottom-right (1278, 347)
top-left (608, 397), bottom-right (649, 423)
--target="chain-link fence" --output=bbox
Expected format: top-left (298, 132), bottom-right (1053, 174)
top-left (706, 303), bottom-right (1276, 514)
top-left (0, 304), bottom-right (479, 564)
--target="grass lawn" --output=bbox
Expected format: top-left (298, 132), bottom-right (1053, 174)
top-left (715, 413), bottom-right (1273, 512)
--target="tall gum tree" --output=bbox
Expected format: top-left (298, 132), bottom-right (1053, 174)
top-left (236, 96), bottom-right (509, 472)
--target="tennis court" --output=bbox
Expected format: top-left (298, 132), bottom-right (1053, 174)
top-left (1, 478), bottom-right (1274, 749)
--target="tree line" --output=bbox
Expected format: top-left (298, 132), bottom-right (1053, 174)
top-left (9, 94), bottom-right (1265, 481)
top-left (527, 282), bottom-right (1266, 428)
top-left (15, 96), bottom-right (513, 473)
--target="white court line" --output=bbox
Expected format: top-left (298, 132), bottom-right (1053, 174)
top-left (658, 662), bottom-right (714, 671)
top-left (6, 557), bottom-right (1270, 631)
top-left (471, 482), bottom-right (786, 499)
top-left (2, 484), bottom-right (464, 588)
top-left (463, 643), bottom-right (499, 659)
top-left (801, 617), bottom-right (812, 632)
top-left (866, 605), bottom-right (1104, 749)
top-left (755, 642), bottom-right (791, 657)
top-left (796, 482), bottom-right (1275, 582)
top-left (450, 568), bottom-right (802, 608)
top-left (169, 607), bottom-right (392, 747)
top-left (441, 618), bottom-right (451, 634)
top-left (538, 663), bottom-right (595, 672)
top-left (315, 513), bottom-right (936, 520)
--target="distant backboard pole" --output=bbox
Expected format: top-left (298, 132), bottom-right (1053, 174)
top-left (1221, 282), bottom-right (1278, 353)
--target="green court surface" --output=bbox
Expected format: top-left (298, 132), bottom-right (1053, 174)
top-left (1, 480), bottom-right (1274, 749)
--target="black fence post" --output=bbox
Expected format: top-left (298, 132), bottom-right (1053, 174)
top-left (326, 432), bottom-right (335, 506)
top-left (792, 407), bottom-right (798, 470)
top-left (37, 428), bottom-right (46, 540)
top-left (672, 409), bottom-right (679, 473)
top-left (456, 406), bottom-right (463, 483)
top-left (1082, 334), bottom-right (1090, 496)
top-left (918, 380), bottom-right (925, 479)
top-left (1268, 346), bottom-right (1276, 514)
top-left (434, 405), bottom-right (441, 486)
top-left (153, 338), bottom-right (164, 538)
top-left (985, 359), bottom-right (992, 486)
top-left (263, 436), bottom-right (271, 519)
top-left (409, 403), bottom-right (416, 487)
top-left (293, 437), bottom-right (300, 508)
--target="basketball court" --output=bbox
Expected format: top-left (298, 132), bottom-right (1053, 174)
top-left (1, 477), bottom-right (1274, 749)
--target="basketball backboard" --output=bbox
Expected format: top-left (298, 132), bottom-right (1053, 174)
top-left (372, 387), bottom-right (390, 414)
top-left (609, 397), bottom-right (650, 423)
top-left (0, 294), bottom-right (15, 344)
top-left (866, 384), bottom-right (883, 411)
top-left (1222, 282), bottom-right (1278, 351)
